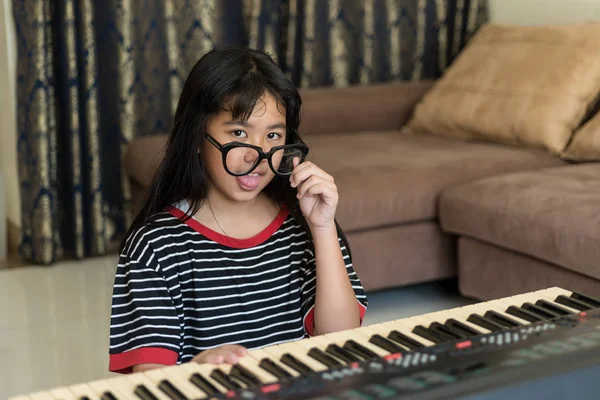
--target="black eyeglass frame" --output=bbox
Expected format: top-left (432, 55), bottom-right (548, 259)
top-left (205, 130), bottom-right (310, 177)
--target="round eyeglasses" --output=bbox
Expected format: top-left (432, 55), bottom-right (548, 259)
top-left (205, 131), bottom-right (310, 177)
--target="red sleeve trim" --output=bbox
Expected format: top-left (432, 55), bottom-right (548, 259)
top-left (109, 347), bottom-right (178, 374)
top-left (168, 206), bottom-right (289, 249)
top-left (303, 305), bottom-right (316, 337)
top-left (303, 300), bottom-right (367, 337)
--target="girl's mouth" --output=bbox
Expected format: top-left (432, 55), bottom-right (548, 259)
top-left (236, 173), bottom-right (261, 190)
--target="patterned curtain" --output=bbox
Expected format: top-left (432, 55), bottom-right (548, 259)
top-left (13, 0), bottom-right (487, 264)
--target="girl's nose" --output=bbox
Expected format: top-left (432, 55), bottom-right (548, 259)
top-left (244, 149), bottom-right (259, 163)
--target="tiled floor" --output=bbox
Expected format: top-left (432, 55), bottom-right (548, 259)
top-left (0, 255), bottom-right (475, 399)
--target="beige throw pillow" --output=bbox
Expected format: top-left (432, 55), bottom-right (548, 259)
top-left (405, 22), bottom-right (600, 154)
top-left (561, 113), bottom-right (600, 161)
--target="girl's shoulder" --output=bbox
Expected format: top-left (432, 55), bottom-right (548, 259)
top-left (121, 210), bottom-right (184, 254)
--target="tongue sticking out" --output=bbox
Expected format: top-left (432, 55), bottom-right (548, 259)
top-left (237, 175), bottom-right (261, 190)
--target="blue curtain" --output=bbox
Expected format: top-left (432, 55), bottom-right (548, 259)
top-left (13, 0), bottom-right (487, 264)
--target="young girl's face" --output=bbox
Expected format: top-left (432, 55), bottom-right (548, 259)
top-left (203, 92), bottom-right (287, 203)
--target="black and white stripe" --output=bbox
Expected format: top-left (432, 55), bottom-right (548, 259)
top-left (109, 210), bottom-right (368, 364)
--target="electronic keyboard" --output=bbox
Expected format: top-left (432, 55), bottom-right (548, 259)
top-left (11, 286), bottom-right (600, 400)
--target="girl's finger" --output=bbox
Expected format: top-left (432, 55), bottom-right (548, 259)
top-left (289, 161), bottom-right (311, 186)
top-left (291, 163), bottom-right (333, 188)
top-left (205, 353), bottom-right (224, 364)
top-left (298, 176), bottom-right (337, 199)
top-left (224, 353), bottom-right (240, 364)
top-left (302, 183), bottom-right (338, 203)
top-left (222, 345), bottom-right (248, 357)
top-left (297, 175), bottom-right (335, 198)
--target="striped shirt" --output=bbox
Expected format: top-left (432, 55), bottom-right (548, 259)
top-left (109, 202), bottom-right (368, 373)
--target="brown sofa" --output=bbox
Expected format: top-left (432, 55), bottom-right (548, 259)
top-left (125, 80), bottom-right (600, 297)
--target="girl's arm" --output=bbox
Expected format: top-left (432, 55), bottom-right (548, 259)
top-left (311, 224), bottom-right (361, 335)
top-left (291, 159), bottom-right (365, 336)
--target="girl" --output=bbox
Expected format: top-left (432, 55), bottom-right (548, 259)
top-left (109, 47), bottom-right (367, 374)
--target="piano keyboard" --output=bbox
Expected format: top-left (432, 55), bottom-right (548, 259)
top-left (11, 286), bottom-right (600, 400)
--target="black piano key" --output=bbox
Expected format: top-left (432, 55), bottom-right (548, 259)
top-left (555, 295), bottom-right (592, 311)
top-left (326, 344), bottom-right (363, 363)
top-left (158, 380), bottom-right (189, 400)
top-left (387, 330), bottom-right (425, 350)
top-left (280, 354), bottom-right (313, 375)
top-left (189, 373), bottom-right (220, 396)
top-left (343, 340), bottom-right (379, 360)
top-left (210, 369), bottom-right (243, 391)
top-left (259, 358), bottom-right (294, 379)
top-left (80, 397), bottom-right (91, 400)
top-left (445, 319), bottom-right (480, 336)
top-left (466, 314), bottom-right (504, 332)
top-left (506, 305), bottom-right (543, 323)
top-left (522, 302), bottom-right (560, 319)
top-left (100, 392), bottom-right (119, 400)
top-left (570, 291), bottom-right (600, 308)
top-left (308, 348), bottom-right (345, 368)
top-left (535, 299), bottom-right (572, 316)
top-left (134, 384), bottom-right (160, 400)
top-left (429, 322), bottom-right (466, 339)
top-left (484, 311), bottom-right (523, 328)
top-left (412, 325), bottom-right (450, 344)
top-left (230, 365), bottom-right (262, 387)
top-left (370, 334), bottom-right (406, 353)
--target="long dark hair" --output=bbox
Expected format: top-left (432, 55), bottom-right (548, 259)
top-left (121, 47), bottom-right (351, 260)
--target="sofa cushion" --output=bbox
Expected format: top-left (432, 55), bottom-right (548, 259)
top-left (561, 111), bottom-right (600, 162)
top-left (405, 22), bottom-right (600, 154)
top-left (439, 164), bottom-right (600, 280)
top-left (305, 131), bottom-right (564, 232)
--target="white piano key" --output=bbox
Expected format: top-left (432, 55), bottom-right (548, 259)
top-left (145, 367), bottom-right (202, 399)
top-left (247, 348), bottom-right (300, 378)
top-left (482, 300), bottom-right (533, 325)
top-left (235, 355), bottom-right (278, 384)
top-left (268, 342), bottom-right (329, 372)
top-left (67, 384), bottom-right (100, 400)
top-left (125, 373), bottom-right (172, 400)
top-left (378, 320), bottom-right (437, 347)
top-left (326, 330), bottom-right (390, 357)
top-left (28, 394), bottom-right (54, 400)
top-left (179, 362), bottom-right (229, 394)
top-left (532, 289), bottom-right (581, 313)
top-left (294, 336), bottom-right (337, 353)
top-left (161, 363), bottom-right (216, 398)
top-left (88, 379), bottom-right (127, 399)
top-left (104, 377), bottom-right (139, 400)
top-left (212, 362), bottom-right (249, 389)
top-left (48, 388), bottom-right (76, 400)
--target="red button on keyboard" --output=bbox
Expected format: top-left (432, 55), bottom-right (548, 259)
top-left (261, 384), bottom-right (281, 394)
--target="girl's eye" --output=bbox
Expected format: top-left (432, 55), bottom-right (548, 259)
top-left (267, 132), bottom-right (282, 140)
top-left (232, 130), bottom-right (247, 138)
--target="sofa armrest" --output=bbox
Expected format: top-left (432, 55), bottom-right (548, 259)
top-left (125, 134), bottom-right (169, 190)
top-left (298, 80), bottom-right (434, 136)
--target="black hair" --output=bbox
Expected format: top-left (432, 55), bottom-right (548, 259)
top-left (121, 47), bottom-right (351, 260)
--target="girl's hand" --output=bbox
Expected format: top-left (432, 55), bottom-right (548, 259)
top-left (191, 344), bottom-right (248, 365)
top-left (290, 159), bottom-right (338, 231)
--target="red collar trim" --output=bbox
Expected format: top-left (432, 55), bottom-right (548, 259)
top-left (168, 206), bottom-right (289, 249)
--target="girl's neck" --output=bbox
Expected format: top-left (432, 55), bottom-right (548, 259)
top-left (192, 190), bottom-right (280, 239)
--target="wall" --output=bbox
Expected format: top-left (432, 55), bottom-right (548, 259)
top-left (0, 0), bottom-right (19, 254)
top-left (489, 0), bottom-right (600, 25)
